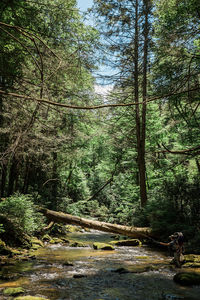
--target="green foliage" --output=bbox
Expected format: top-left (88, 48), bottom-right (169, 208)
top-left (134, 175), bottom-right (200, 239)
top-left (0, 194), bottom-right (44, 235)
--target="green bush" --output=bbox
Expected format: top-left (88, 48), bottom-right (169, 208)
top-left (0, 193), bottom-right (44, 235)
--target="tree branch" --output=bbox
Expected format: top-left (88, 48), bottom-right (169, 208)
top-left (0, 87), bottom-right (199, 110)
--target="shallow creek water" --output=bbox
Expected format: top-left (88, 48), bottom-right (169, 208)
top-left (0, 230), bottom-right (200, 300)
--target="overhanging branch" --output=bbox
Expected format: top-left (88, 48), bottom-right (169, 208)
top-left (0, 87), bottom-right (199, 110)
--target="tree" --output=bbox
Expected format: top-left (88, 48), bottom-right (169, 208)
top-left (0, 0), bottom-right (99, 200)
top-left (92, 0), bottom-right (152, 206)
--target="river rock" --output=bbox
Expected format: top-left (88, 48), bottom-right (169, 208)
top-left (14, 297), bottom-right (50, 300)
top-left (93, 242), bottom-right (115, 250)
top-left (173, 272), bottom-right (200, 286)
top-left (69, 241), bottom-right (87, 247)
top-left (30, 237), bottom-right (44, 249)
top-left (3, 287), bottom-right (25, 296)
top-left (65, 225), bottom-right (82, 233)
top-left (182, 254), bottom-right (200, 268)
top-left (110, 239), bottom-right (142, 246)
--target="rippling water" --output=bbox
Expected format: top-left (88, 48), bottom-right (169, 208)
top-left (0, 230), bottom-right (200, 300)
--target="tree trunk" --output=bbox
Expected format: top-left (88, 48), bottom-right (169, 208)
top-left (41, 208), bottom-right (154, 238)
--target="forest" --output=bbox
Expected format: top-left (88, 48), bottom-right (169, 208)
top-left (0, 0), bottom-right (200, 255)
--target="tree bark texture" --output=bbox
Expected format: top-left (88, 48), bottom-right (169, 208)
top-left (41, 208), bottom-right (154, 238)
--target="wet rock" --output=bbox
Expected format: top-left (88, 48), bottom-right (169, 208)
top-left (173, 272), bottom-right (200, 286)
top-left (161, 293), bottom-right (184, 299)
top-left (14, 297), bottom-right (50, 300)
top-left (93, 242), bottom-right (115, 250)
top-left (110, 239), bottom-right (142, 246)
top-left (73, 274), bottom-right (87, 278)
top-left (63, 261), bottom-right (74, 266)
top-left (69, 241), bottom-right (87, 247)
top-left (3, 287), bottom-right (25, 296)
top-left (112, 267), bottom-right (130, 274)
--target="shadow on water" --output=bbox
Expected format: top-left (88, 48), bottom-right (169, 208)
top-left (0, 231), bottom-right (200, 300)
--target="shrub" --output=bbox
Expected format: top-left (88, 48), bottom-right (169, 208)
top-left (0, 193), bottom-right (44, 235)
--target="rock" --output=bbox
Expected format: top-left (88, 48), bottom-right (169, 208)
top-left (42, 234), bottom-right (51, 242)
top-left (69, 241), bottom-right (87, 247)
top-left (110, 239), bottom-right (142, 246)
top-left (173, 272), bottom-right (200, 286)
top-left (112, 267), bottom-right (130, 274)
top-left (3, 287), bottom-right (25, 296)
top-left (14, 297), bottom-right (50, 300)
top-left (73, 274), bottom-right (87, 278)
top-left (184, 254), bottom-right (200, 263)
top-left (30, 237), bottom-right (44, 249)
top-left (161, 293), bottom-right (184, 299)
top-left (182, 254), bottom-right (200, 268)
top-left (63, 261), bottom-right (74, 266)
top-left (93, 242), bottom-right (114, 250)
top-left (49, 237), bottom-right (63, 244)
top-left (65, 225), bottom-right (81, 233)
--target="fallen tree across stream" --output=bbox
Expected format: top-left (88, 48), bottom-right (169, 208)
top-left (40, 208), bottom-right (154, 239)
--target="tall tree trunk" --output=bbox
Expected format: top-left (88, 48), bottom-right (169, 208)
top-left (134, 0), bottom-right (148, 207)
top-left (139, 0), bottom-right (150, 207)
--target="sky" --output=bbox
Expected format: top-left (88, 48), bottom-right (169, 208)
top-left (77, 0), bottom-right (93, 12)
top-left (76, 0), bottom-right (114, 91)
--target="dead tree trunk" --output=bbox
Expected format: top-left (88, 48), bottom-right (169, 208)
top-left (41, 208), bottom-right (153, 239)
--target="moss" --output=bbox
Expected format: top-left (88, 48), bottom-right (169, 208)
top-left (42, 234), bottom-right (51, 242)
top-left (69, 241), bottom-right (87, 247)
top-left (65, 225), bottom-right (81, 233)
top-left (3, 287), bottom-right (25, 296)
top-left (174, 272), bottom-right (200, 286)
top-left (93, 242), bottom-right (115, 250)
top-left (30, 238), bottom-right (44, 249)
top-left (49, 237), bottom-right (63, 244)
top-left (184, 254), bottom-right (200, 263)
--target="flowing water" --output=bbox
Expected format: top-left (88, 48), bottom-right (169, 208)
top-left (0, 230), bottom-right (200, 300)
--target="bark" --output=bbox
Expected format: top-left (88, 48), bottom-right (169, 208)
top-left (40, 208), bottom-right (154, 238)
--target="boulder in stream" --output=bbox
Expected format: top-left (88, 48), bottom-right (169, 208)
top-left (93, 242), bottom-right (115, 250)
top-left (173, 272), bottom-right (200, 286)
top-left (182, 254), bottom-right (200, 268)
top-left (3, 287), bottom-right (25, 296)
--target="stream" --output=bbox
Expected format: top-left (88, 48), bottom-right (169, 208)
top-left (0, 230), bottom-right (200, 300)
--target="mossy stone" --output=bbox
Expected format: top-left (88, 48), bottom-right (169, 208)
top-left (184, 254), bottom-right (200, 263)
top-left (65, 225), bottom-right (81, 233)
top-left (69, 241), bottom-right (87, 247)
top-left (174, 272), bottom-right (200, 286)
top-left (93, 242), bottom-right (114, 250)
top-left (3, 287), bottom-right (25, 296)
top-left (30, 237), bottom-right (44, 249)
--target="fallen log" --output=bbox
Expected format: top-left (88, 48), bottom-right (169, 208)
top-left (40, 208), bottom-right (154, 239)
